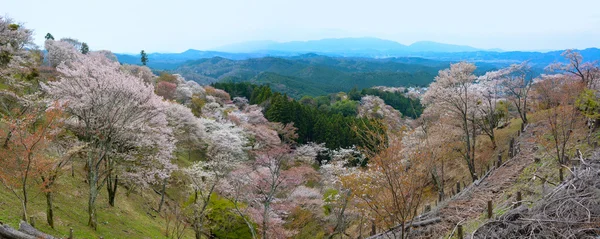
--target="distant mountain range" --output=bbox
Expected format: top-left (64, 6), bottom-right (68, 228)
top-left (114, 37), bottom-right (600, 70)
top-left (112, 37), bottom-right (600, 98)
top-left (213, 37), bottom-right (490, 54)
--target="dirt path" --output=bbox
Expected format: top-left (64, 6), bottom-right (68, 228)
top-left (423, 123), bottom-right (540, 238)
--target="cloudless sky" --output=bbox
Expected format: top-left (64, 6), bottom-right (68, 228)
top-left (2, 0), bottom-right (599, 53)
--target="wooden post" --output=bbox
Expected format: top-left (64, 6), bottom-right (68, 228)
top-left (29, 216), bottom-right (34, 228)
top-left (456, 181), bottom-right (461, 194)
top-left (69, 228), bottom-right (74, 239)
top-left (509, 138), bottom-right (515, 158)
top-left (457, 224), bottom-right (463, 239)
top-left (514, 191), bottom-right (522, 208)
top-left (559, 167), bottom-right (564, 181)
top-left (370, 220), bottom-right (376, 236)
top-left (487, 200), bottom-right (493, 219)
top-left (497, 154), bottom-right (502, 168)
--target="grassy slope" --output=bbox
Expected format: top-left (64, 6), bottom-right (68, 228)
top-left (0, 158), bottom-right (196, 239)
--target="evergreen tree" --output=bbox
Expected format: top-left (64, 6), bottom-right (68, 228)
top-left (348, 87), bottom-right (362, 101)
top-left (140, 50), bottom-right (148, 65)
top-left (81, 42), bottom-right (89, 54)
top-left (45, 33), bottom-right (54, 40)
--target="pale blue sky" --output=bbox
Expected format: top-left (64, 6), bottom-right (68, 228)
top-left (2, 0), bottom-right (599, 53)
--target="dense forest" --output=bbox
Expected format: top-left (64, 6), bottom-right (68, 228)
top-left (2, 14), bottom-right (600, 239)
top-left (212, 82), bottom-right (422, 149)
top-left (172, 56), bottom-right (441, 97)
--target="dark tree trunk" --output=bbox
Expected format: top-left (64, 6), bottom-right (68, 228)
top-left (107, 174), bottom-right (118, 207)
top-left (158, 178), bottom-right (167, 212)
top-left (46, 191), bottom-right (54, 228)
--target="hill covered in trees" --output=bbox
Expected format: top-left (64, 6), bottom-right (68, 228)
top-left (170, 56), bottom-right (451, 98)
top-left (3, 14), bottom-right (600, 239)
top-left (122, 50), bottom-right (598, 99)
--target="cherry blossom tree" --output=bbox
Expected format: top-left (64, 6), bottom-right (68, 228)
top-left (219, 142), bottom-right (312, 238)
top-left (156, 81), bottom-right (177, 100)
top-left (44, 46), bottom-right (175, 229)
top-left (204, 86), bottom-right (231, 104)
top-left (0, 17), bottom-right (34, 69)
top-left (59, 37), bottom-right (83, 52)
top-left (185, 151), bottom-right (245, 239)
top-left (475, 69), bottom-right (507, 149)
top-left (358, 95), bottom-right (405, 133)
top-left (423, 62), bottom-right (479, 181)
top-left (417, 110), bottom-right (463, 200)
top-left (228, 104), bottom-right (282, 148)
top-left (177, 111), bottom-right (250, 238)
top-left (294, 142), bottom-right (327, 164)
top-left (173, 74), bottom-right (205, 104)
top-left (121, 64), bottom-right (156, 85)
top-left (44, 39), bottom-right (79, 67)
top-left (496, 62), bottom-right (534, 125)
top-left (547, 49), bottom-right (600, 89)
top-left (318, 148), bottom-right (362, 237)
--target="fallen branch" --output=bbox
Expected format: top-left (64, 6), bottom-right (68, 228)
top-left (533, 174), bottom-right (558, 186)
top-left (18, 221), bottom-right (56, 239)
top-left (409, 217), bottom-right (441, 228)
top-left (0, 223), bottom-right (36, 239)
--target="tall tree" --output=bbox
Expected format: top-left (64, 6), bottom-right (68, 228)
top-left (0, 16), bottom-right (34, 70)
top-left (59, 37), bottom-right (83, 52)
top-left (475, 68), bottom-right (507, 149)
top-left (535, 74), bottom-right (584, 166)
top-left (548, 49), bottom-right (600, 88)
top-left (41, 136), bottom-right (84, 228)
top-left (184, 118), bottom-right (248, 239)
top-left (423, 62), bottom-right (479, 181)
top-left (45, 39), bottom-right (80, 67)
top-left (141, 50), bottom-right (148, 65)
top-left (500, 62), bottom-right (534, 124)
top-left (46, 46), bottom-right (175, 230)
top-left (342, 133), bottom-right (430, 238)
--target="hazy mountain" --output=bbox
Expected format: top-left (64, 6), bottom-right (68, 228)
top-left (407, 41), bottom-right (481, 53)
top-left (114, 50), bottom-right (280, 69)
top-left (213, 37), bottom-right (488, 54)
top-left (215, 37), bottom-right (408, 54)
top-left (114, 36), bottom-right (599, 74)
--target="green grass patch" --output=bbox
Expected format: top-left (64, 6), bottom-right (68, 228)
top-left (0, 165), bottom-right (195, 239)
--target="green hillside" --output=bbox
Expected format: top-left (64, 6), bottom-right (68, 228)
top-left (173, 55), bottom-right (440, 98)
